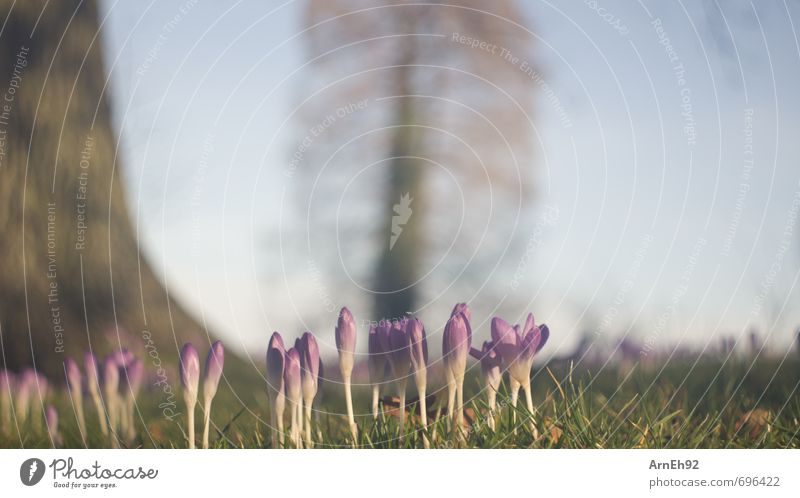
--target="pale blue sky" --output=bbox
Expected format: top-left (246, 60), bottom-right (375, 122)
top-left (99, 0), bottom-right (800, 360)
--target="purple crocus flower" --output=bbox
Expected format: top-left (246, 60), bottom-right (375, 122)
top-left (14, 370), bottom-right (33, 424)
top-left (179, 343), bottom-right (200, 448)
top-left (470, 341), bottom-right (502, 429)
top-left (20, 369), bottom-right (50, 431)
top-left (201, 341), bottom-right (224, 449)
top-left (125, 359), bottom-right (145, 397)
top-left (368, 321), bottom-right (391, 419)
top-left (335, 307), bottom-right (358, 438)
top-left (45, 405), bottom-right (61, 447)
top-left (121, 358), bottom-right (144, 443)
top-left (34, 371), bottom-right (50, 402)
top-left (84, 352), bottom-right (108, 436)
top-left (103, 356), bottom-right (120, 444)
top-left (283, 347), bottom-right (302, 448)
top-left (388, 319), bottom-right (412, 375)
top-left (379, 318), bottom-right (412, 433)
top-left (266, 332), bottom-right (286, 447)
top-left (443, 305), bottom-right (472, 431)
top-left (407, 317), bottom-right (429, 445)
top-left (299, 332), bottom-right (320, 445)
top-left (491, 314), bottom-right (549, 435)
top-left (64, 358), bottom-right (87, 441)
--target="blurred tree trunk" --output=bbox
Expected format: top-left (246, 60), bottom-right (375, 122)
top-left (0, 0), bottom-right (205, 376)
top-left (374, 46), bottom-right (423, 319)
top-left (298, 1), bottom-right (538, 323)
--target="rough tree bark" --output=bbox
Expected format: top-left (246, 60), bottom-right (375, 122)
top-left (0, 0), bottom-right (207, 377)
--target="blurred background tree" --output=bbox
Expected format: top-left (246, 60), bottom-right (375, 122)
top-left (292, 0), bottom-right (540, 322)
top-left (0, 0), bottom-right (206, 376)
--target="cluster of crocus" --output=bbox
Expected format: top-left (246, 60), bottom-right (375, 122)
top-left (370, 316), bottom-right (429, 440)
top-left (0, 368), bottom-right (65, 446)
top-left (472, 314), bottom-right (549, 435)
top-left (0, 368), bottom-right (49, 433)
top-left (265, 331), bottom-right (321, 448)
top-left (262, 302), bottom-right (550, 447)
top-left (1, 347), bottom-right (150, 448)
top-left (266, 308), bottom-right (431, 447)
top-left (180, 341), bottom-right (225, 449)
top-left (12, 369), bottom-right (49, 430)
top-left (106, 350), bottom-right (145, 446)
top-left (60, 350), bottom-right (145, 446)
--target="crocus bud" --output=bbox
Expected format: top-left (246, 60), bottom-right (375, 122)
top-left (387, 318), bottom-right (412, 378)
top-left (368, 323), bottom-right (388, 382)
top-left (201, 341), bottom-right (224, 449)
top-left (30, 370), bottom-right (50, 403)
top-left (83, 352), bottom-right (108, 436)
top-left (84, 352), bottom-right (99, 394)
top-left (46, 405), bottom-right (61, 446)
top-left (407, 317), bottom-right (429, 443)
top-left (284, 347), bottom-right (302, 447)
top-left (476, 340), bottom-right (502, 429)
top-left (407, 318), bottom-right (428, 375)
top-left (284, 348), bottom-right (302, 403)
top-left (15, 371), bottom-right (32, 423)
top-left (375, 319), bottom-right (396, 368)
top-left (103, 357), bottom-right (119, 393)
top-left (443, 309), bottom-right (472, 432)
top-left (126, 359), bottom-right (145, 395)
top-left (378, 319), bottom-right (412, 433)
top-left (180, 343), bottom-right (200, 401)
top-left (120, 358), bottom-right (144, 443)
top-left (335, 307), bottom-right (357, 373)
top-left (335, 308), bottom-right (357, 440)
top-left (299, 332), bottom-right (320, 445)
top-left (367, 324), bottom-right (388, 420)
top-left (180, 343), bottom-right (200, 449)
top-left (299, 333), bottom-right (320, 391)
top-left (443, 312), bottom-right (471, 366)
top-left (64, 358), bottom-right (87, 441)
top-left (103, 357), bottom-right (120, 441)
top-left (65, 358), bottom-right (81, 393)
top-left (203, 341), bottom-right (225, 403)
top-left (267, 333), bottom-right (286, 391)
top-left (266, 332), bottom-right (286, 447)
